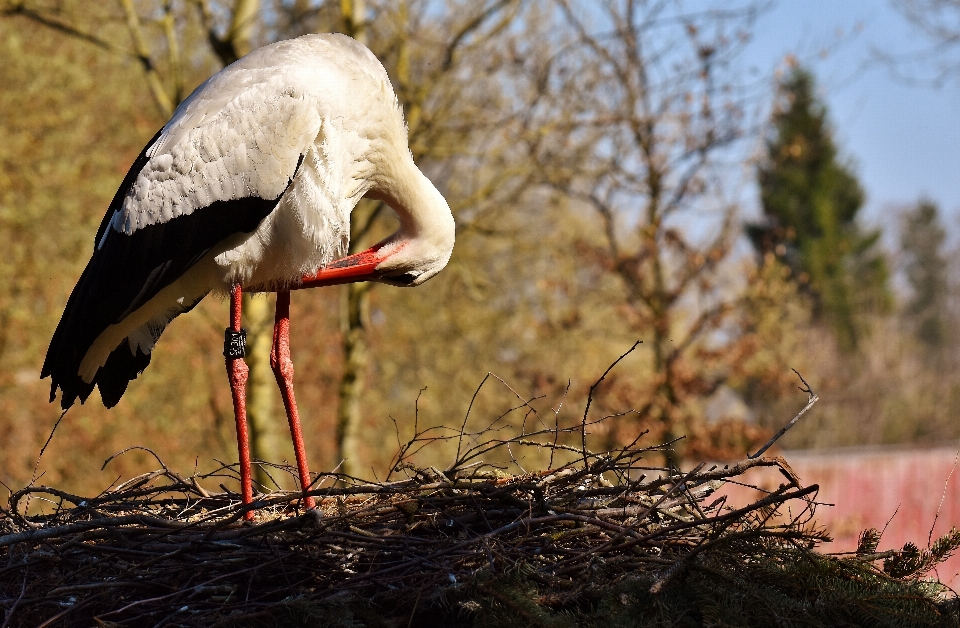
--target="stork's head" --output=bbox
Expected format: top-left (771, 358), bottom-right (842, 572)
top-left (299, 162), bottom-right (454, 290)
top-left (369, 174), bottom-right (455, 287)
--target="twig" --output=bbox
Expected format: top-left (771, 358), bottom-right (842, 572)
top-left (102, 446), bottom-right (171, 472)
top-left (749, 369), bottom-right (818, 459)
top-left (550, 380), bottom-right (571, 469)
top-left (0, 567), bottom-right (26, 628)
top-left (582, 341), bottom-right (642, 466)
top-left (24, 409), bottom-right (68, 516)
top-left (929, 450), bottom-right (960, 548)
top-left (454, 373), bottom-right (493, 468)
top-left (879, 504), bottom-right (901, 546)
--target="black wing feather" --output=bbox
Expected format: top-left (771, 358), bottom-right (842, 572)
top-left (42, 134), bottom-right (301, 409)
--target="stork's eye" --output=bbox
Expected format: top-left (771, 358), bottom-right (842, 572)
top-left (385, 272), bottom-right (419, 285)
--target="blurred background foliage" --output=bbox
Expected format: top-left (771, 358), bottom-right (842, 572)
top-left (1, 0), bottom-right (959, 497)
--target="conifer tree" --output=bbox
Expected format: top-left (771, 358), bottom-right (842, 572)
top-left (900, 199), bottom-right (950, 349)
top-left (749, 66), bottom-right (889, 351)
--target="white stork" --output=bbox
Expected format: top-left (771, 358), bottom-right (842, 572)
top-left (42, 34), bottom-right (455, 516)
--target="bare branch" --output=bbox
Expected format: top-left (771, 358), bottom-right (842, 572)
top-left (118, 0), bottom-right (174, 116)
top-left (749, 370), bottom-right (819, 459)
top-left (2, 4), bottom-right (120, 52)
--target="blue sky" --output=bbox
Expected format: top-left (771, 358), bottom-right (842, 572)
top-left (741, 0), bottom-right (960, 230)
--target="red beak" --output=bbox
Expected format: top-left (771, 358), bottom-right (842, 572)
top-left (293, 243), bottom-right (387, 289)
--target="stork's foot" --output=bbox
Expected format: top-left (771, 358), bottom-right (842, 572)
top-left (272, 290), bottom-right (316, 510)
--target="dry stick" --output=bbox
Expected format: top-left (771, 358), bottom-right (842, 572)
top-left (545, 464), bottom-right (706, 572)
top-left (9, 486), bottom-right (88, 514)
top-left (582, 341), bottom-right (642, 467)
top-left (489, 373), bottom-right (544, 420)
top-left (550, 380), bottom-right (572, 470)
top-left (22, 409), bottom-right (68, 517)
top-left (455, 373), bottom-right (493, 466)
top-left (749, 369), bottom-right (819, 459)
top-left (251, 462), bottom-right (283, 492)
top-left (929, 449), bottom-right (960, 548)
top-left (452, 419), bottom-right (610, 471)
top-left (11, 464), bottom-right (812, 604)
top-left (487, 373), bottom-right (548, 465)
top-left (388, 388), bottom-right (429, 481)
top-left (406, 587), bottom-right (423, 628)
top-left (93, 558), bottom-right (281, 620)
top-left (306, 459), bottom-right (347, 493)
top-left (694, 456), bottom-right (801, 488)
top-left (35, 591), bottom-right (111, 628)
top-left (0, 568), bottom-right (27, 628)
top-left (101, 445), bottom-right (171, 472)
top-left (0, 514), bottom-right (192, 549)
top-left (338, 511), bottom-right (643, 586)
top-left (570, 484), bottom-right (821, 566)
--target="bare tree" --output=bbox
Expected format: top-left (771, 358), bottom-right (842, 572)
top-left (317, 0), bottom-right (530, 476)
top-left (886, 0), bottom-right (960, 86)
top-left (533, 0), bottom-right (770, 465)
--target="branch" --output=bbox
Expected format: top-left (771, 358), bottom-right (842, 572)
top-left (2, 4), bottom-right (119, 52)
top-left (582, 341), bottom-right (642, 466)
top-left (441, 0), bottom-right (517, 72)
top-left (162, 0), bottom-right (184, 104)
top-left (749, 370), bottom-right (819, 459)
top-left (118, 0), bottom-right (174, 116)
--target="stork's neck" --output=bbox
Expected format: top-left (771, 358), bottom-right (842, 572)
top-left (371, 160), bottom-right (453, 248)
top-left (296, 158), bottom-right (454, 289)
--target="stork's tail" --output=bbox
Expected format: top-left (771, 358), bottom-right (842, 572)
top-left (41, 251), bottom-right (204, 409)
top-left (42, 309), bottom-right (155, 410)
top-left (42, 261), bottom-right (108, 409)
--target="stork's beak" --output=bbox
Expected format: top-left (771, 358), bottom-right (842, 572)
top-left (294, 243), bottom-right (386, 289)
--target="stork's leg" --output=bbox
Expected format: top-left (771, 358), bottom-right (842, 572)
top-left (225, 284), bottom-right (255, 520)
top-left (271, 290), bottom-right (316, 510)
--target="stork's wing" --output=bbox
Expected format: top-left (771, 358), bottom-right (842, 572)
top-left (43, 69), bottom-right (322, 409)
top-left (98, 72), bottom-right (321, 245)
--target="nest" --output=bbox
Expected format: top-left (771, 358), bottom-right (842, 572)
top-left (2, 368), bottom-right (960, 627)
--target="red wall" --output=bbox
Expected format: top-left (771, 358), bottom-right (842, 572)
top-left (719, 445), bottom-right (960, 586)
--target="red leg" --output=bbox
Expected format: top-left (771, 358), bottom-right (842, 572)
top-left (225, 284), bottom-right (254, 520)
top-left (271, 290), bottom-right (316, 510)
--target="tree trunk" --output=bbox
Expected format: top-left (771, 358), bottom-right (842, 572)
top-left (333, 0), bottom-right (370, 479)
top-left (336, 281), bottom-right (370, 477)
top-left (341, 0), bottom-right (367, 43)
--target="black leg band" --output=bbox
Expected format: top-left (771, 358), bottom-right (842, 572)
top-left (224, 328), bottom-right (247, 358)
